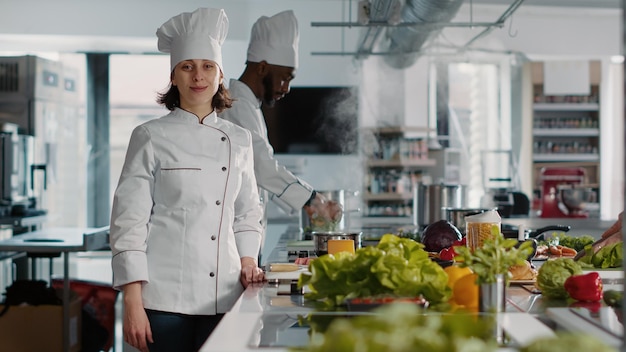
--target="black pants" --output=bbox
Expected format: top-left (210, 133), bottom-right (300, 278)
top-left (145, 309), bottom-right (224, 352)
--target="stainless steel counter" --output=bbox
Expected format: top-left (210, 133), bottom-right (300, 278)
top-left (201, 271), bottom-right (625, 352)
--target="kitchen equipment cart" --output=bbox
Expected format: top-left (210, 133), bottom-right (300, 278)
top-left (0, 227), bottom-right (110, 352)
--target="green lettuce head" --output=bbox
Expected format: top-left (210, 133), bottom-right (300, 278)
top-left (536, 258), bottom-right (582, 299)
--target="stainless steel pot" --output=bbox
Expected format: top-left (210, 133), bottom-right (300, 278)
top-left (442, 207), bottom-right (498, 235)
top-left (413, 183), bottom-right (467, 229)
top-left (312, 231), bottom-right (362, 257)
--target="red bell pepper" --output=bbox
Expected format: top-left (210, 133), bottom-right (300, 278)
top-left (564, 272), bottom-right (603, 302)
top-left (439, 238), bottom-right (467, 261)
top-left (439, 247), bottom-right (456, 261)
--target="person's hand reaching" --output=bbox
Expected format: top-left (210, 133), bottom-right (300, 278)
top-left (601, 211), bottom-right (623, 239)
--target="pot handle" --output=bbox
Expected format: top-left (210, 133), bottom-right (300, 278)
top-left (528, 225), bottom-right (571, 239)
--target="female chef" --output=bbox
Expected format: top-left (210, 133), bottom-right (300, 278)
top-left (109, 8), bottom-right (265, 352)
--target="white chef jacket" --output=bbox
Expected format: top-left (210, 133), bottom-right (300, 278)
top-left (220, 79), bottom-right (313, 215)
top-left (110, 108), bottom-right (263, 316)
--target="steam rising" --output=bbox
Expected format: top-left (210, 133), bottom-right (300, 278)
top-left (314, 87), bottom-right (359, 154)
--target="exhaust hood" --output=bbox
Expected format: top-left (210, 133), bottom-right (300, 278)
top-left (312, 0), bottom-right (526, 68)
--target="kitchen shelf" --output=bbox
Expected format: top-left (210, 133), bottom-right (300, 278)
top-left (533, 154), bottom-right (600, 162)
top-left (363, 192), bottom-right (413, 201)
top-left (367, 158), bottom-right (436, 168)
top-left (362, 126), bottom-right (436, 221)
top-left (533, 103), bottom-right (599, 111)
top-left (532, 128), bottom-right (599, 137)
top-left (530, 60), bottom-right (602, 209)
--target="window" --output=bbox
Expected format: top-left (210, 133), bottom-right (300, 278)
top-left (109, 55), bottom-right (169, 201)
top-left (431, 58), bottom-right (513, 207)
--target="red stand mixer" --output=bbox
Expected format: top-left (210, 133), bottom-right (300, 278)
top-left (539, 167), bottom-right (595, 218)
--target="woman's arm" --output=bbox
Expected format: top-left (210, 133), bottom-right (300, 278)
top-left (122, 282), bottom-right (153, 352)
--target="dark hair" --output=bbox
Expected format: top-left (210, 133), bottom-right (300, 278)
top-left (157, 82), bottom-right (233, 113)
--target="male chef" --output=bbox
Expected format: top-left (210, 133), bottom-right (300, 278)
top-left (220, 10), bottom-right (341, 251)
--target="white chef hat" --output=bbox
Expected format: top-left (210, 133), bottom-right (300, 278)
top-left (246, 10), bottom-right (299, 69)
top-left (156, 8), bottom-right (229, 73)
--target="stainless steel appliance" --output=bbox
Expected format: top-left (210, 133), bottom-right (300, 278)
top-left (0, 55), bottom-right (85, 228)
top-left (0, 124), bottom-right (47, 217)
top-left (413, 183), bottom-right (466, 229)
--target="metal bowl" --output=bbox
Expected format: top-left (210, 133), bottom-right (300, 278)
top-left (312, 231), bottom-right (362, 257)
top-left (558, 185), bottom-right (596, 212)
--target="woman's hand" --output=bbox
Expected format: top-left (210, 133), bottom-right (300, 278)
top-left (240, 256), bottom-right (265, 288)
top-left (122, 282), bottom-right (153, 352)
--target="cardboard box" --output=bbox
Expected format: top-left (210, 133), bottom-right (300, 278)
top-left (0, 289), bottom-right (82, 352)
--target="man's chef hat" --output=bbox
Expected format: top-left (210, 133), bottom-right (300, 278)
top-left (156, 8), bottom-right (229, 72)
top-left (247, 10), bottom-right (299, 69)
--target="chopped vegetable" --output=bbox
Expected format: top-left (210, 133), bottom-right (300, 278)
top-left (538, 233), bottom-right (594, 252)
top-left (563, 272), bottom-right (603, 302)
top-left (536, 258), bottom-right (582, 299)
top-left (578, 241), bottom-right (623, 268)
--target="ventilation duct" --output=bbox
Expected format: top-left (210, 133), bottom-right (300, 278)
top-left (383, 0), bottom-right (464, 69)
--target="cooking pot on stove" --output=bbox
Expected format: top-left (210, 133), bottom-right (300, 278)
top-left (312, 231), bottom-right (362, 257)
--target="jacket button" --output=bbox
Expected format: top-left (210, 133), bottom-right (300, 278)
top-left (221, 166), bottom-right (227, 171)
top-left (221, 137), bottom-right (226, 141)
top-left (216, 200), bottom-right (221, 205)
top-left (211, 235), bottom-right (216, 240)
top-left (210, 272), bottom-right (215, 277)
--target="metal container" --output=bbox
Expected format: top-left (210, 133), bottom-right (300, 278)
top-left (442, 207), bottom-right (497, 235)
top-left (413, 183), bottom-right (467, 229)
top-left (479, 274), bottom-right (506, 314)
top-left (312, 231), bottom-right (362, 257)
top-left (479, 274), bottom-right (506, 344)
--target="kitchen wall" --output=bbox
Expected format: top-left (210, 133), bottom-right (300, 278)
top-left (0, 1), bottom-right (623, 218)
top-left (0, 0), bottom-right (361, 86)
